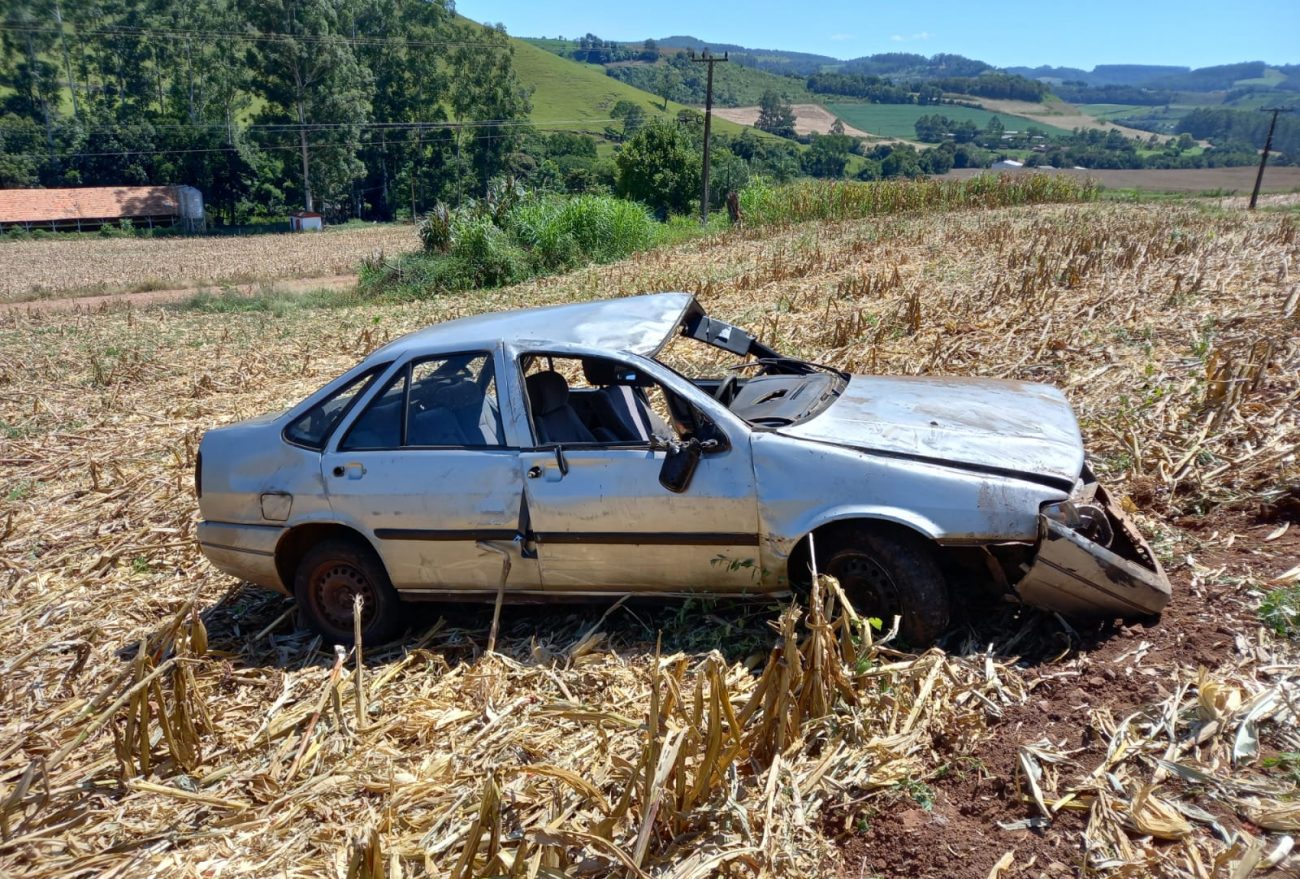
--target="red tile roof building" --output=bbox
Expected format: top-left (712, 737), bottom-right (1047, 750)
top-left (0, 185), bottom-right (204, 231)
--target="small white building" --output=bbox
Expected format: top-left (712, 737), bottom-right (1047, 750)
top-left (290, 211), bottom-right (323, 231)
top-left (990, 159), bottom-right (1024, 170)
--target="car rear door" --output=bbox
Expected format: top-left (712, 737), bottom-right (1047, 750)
top-left (321, 348), bottom-right (539, 594)
top-left (513, 352), bottom-right (762, 593)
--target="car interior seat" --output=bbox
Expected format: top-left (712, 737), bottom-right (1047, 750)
top-left (582, 359), bottom-right (671, 442)
top-left (525, 370), bottom-right (595, 444)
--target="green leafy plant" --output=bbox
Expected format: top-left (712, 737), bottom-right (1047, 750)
top-left (1260, 586), bottom-right (1300, 639)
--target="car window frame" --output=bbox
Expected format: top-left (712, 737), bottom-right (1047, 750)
top-left (334, 349), bottom-right (506, 453)
top-left (281, 361), bottom-right (392, 451)
top-left (515, 349), bottom-right (728, 451)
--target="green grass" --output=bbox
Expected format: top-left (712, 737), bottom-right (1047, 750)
top-left (1078, 103), bottom-right (1147, 119)
top-left (825, 102), bottom-right (1071, 140)
top-left (1260, 586), bottom-right (1300, 639)
top-left (510, 38), bottom-right (756, 140)
top-left (1234, 68), bottom-right (1287, 88)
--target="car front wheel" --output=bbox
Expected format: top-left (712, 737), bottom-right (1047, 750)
top-left (294, 538), bottom-right (403, 646)
top-left (822, 529), bottom-right (950, 645)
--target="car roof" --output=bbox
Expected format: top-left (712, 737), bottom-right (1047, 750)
top-left (368, 292), bottom-right (698, 361)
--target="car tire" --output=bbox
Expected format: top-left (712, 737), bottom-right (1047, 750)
top-left (294, 538), bottom-right (404, 646)
top-left (821, 529), bottom-right (950, 645)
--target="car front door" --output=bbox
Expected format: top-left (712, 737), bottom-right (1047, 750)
top-left (321, 348), bottom-right (539, 594)
top-left (513, 352), bottom-right (762, 593)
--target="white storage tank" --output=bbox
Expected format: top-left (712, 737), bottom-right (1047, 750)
top-left (175, 185), bottom-right (205, 232)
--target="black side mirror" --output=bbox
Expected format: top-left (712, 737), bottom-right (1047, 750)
top-left (659, 439), bottom-right (703, 493)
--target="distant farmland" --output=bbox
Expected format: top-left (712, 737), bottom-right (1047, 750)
top-left (825, 102), bottom-right (1073, 140)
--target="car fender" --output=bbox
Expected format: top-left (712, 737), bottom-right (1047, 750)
top-left (277, 507), bottom-right (385, 555)
top-left (791, 504), bottom-right (945, 543)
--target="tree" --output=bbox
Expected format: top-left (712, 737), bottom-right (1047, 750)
top-left (610, 99), bottom-right (646, 139)
top-left (614, 120), bottom-right (700, 215)
top-left (448, 23), bottom-right (532, 201)
top-left (755, 90), bottom-right (796, 138)
top-left (242, 0), bottom-right (373, 214)
top-left (655, 64), bottom-right (681, 111)
top-left (802, 133), bottom-right (854, 178)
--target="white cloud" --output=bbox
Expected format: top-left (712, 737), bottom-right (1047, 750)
top-left (889, 31), bottom-right (932, 42)
top-left (829, 33), bottom-right (855, 42)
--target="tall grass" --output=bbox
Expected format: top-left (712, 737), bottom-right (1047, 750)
top-left (361, 192), bottom-right (658, 298)
top-left (505, 194), bottom-right (656, 270)
top-left (738, 173), bottom-right (1100, 227)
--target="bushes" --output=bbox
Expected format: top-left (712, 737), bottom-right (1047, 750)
top-left (364, 191), bottom-right (658, 297)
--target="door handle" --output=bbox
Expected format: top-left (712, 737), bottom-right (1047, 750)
top-left (527, 465), bottom-right (542, 479)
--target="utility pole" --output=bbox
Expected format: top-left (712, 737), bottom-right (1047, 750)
top-left (1250, 107), bottom-right (1293, 210)
top-left (691, 50), bottom-right (727, 224)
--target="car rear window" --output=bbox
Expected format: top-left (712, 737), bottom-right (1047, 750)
top-left (283, 366), bottom-right (385, 449)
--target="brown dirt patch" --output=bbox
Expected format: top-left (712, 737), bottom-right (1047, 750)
top-left (968, 97), bottom-right (1171, 142)
top-left (711, 104), bottom-right (879, 139)
top-left (836, 508), bottom-right (1299, 879)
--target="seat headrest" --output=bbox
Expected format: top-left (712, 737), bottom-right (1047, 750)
top-left (526, 371), bottom-right (569, 415)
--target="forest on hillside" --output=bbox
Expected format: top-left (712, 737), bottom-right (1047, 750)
top-left (0, 0), bottom-right (531, 223)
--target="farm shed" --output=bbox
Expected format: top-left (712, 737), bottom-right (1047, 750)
top-left (0, 185), bottom-right (205, 233)
top-left (289, 211), bottom-right (323, 231)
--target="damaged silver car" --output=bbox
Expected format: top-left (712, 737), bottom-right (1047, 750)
top-left (196, 293), bottom-right (1171, 644)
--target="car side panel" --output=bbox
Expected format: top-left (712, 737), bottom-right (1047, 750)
top-left (750, 432), bottom-right (1065, 589)
top-left (197, 420), bottom-right (333, 527)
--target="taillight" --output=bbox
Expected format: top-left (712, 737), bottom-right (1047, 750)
top-left (194, 450), bottom-right (202, 499)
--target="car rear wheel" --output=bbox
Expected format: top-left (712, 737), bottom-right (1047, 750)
top-left (294, 538), bottom-right (403, 646)
top-left (822, 530), bottom-right (950, 645)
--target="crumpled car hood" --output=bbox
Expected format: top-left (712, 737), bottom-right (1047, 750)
top-left (778, 375), bottom-right (1085, 486)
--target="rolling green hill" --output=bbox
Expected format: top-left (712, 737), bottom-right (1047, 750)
top-left (509, 37), bottom-right (758, 140)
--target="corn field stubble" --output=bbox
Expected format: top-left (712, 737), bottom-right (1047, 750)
top-left (0, 224), bottom-right (419, 303)
top-left (0, 202), bottom-right (1297, 878)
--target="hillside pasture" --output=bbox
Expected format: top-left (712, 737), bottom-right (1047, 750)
top-left (0, 201), bottom-right (1297, 878)
top-left (825, 101), bottom-right (1072, 140)
top-left (510, 38), bottom-right (756, 139)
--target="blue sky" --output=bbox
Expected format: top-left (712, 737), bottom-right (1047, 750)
top-left (457, 0), bottom-right (1297, 70)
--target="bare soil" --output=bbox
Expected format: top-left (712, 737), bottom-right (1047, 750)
top-left (969, 97), bottom-right (1171, 142)
top-left (711, 104), bottom-right (881, 140)
top-left (839, 508), bottom-right (1300, 879)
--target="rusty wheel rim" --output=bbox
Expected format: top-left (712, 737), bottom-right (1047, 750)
top-left (309, 561), bottom-right (377, 634)
top-left (832, 554), bottom-right (902, 622)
